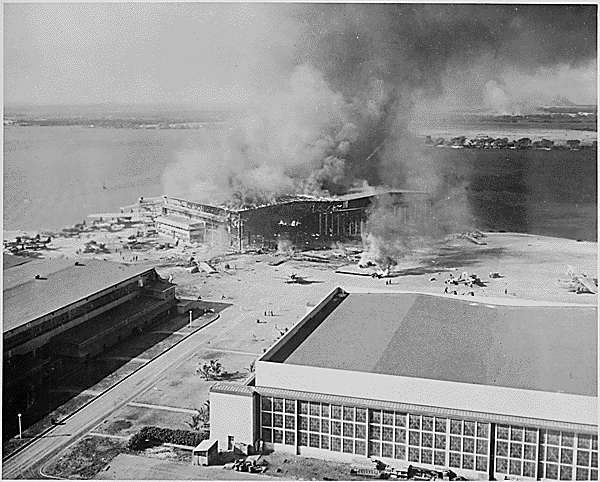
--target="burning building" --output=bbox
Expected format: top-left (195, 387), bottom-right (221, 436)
top-left (158, 190), bottom-right (432, 252)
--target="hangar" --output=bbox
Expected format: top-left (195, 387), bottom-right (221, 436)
top-left (210, 288), bottom-right (598, 481)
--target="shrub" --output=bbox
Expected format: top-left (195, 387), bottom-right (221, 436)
top-left (128, 426), bottom-right (209, 450)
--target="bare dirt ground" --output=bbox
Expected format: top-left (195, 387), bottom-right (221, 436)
top-left (5, 228), bottom-right (597, 479)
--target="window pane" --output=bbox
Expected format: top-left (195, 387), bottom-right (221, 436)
top-left (450, 420), bottom-right (462, 435)
top-left (321, 419), bottom-right (329, 434)
top-left (463, 437), bottom-right (475, 453)
top-left (509, 459), bottom-right (522, 476)
top-left (476, 439), bottom-right (488, 455)
top-left (273, 398), bottom-right (283, 412)
top-left (561, 466), bottom-right (573, 481)
top-left (524, 444), bottom-right (536, 460)
top-left (563, 433), bottom-right (575, 448)
top-left (262, 412), bottom-right (272, 427)
top-left (547, 446), bottom-right (560, 463)
top-left (331, 405), bottom-right (341, 419)
top-left (343, 438), bottom-right (353, 453)
top-left (321, 403), bottom-right (330, 418)
top-left (422, 416), bottom-right (434, 432)
top-left (355, 424), bottom-right (366, 440)
top-left (578, 435), bottom-right (591, 450)
top-left (285, 399), bottom-right (295, 414)
top-left (435, 434), bottom-right (446, 449)
top-left (383, 411), bottom-right (394, 426)
top-left (450, 436), bottom-right (461, 452)
top-left (497, 425), bottom-right (509, 440)
top-left (382, 443), bottom-right (394, 458)
top-left (285, 415), bottom-right (295, 430)
top-left (577, 468), bottom-right (590, 481)
top-left (370, 441), bottom-right (381, 457)
top-left (395, 412), bottom-right (407, 427)
top-left (395, 428), bottom-right (406, 444)
top-left (331, 437), bottom-right (341, 452)
top-left (497, 441), bottom-right (509, 457)
top-left (409, 431), bottom-right (420, 446)
top-left (309, 417), bottom-right (320, 432)
top-left (355, 440), bottom-right (366, 456)
top-left (321, 435), bottom-right (329, 450)
top-left (477, 422), bottom-right (489, 439)
top-left (524, 427), bottom-right (537, 444)
top-left (310, 433), bottom-right (320, 448)
top-left (383, 426), bottom-right (394, 442)
top-left (371, 425), bottom-right (381, 440)
top-left (409, 447), bottom-right (420, 462)
top-left (511, 426), bottom-right (523, 441)
top-left (299, 416), bottom-right (308, 431)
top-left (435, 418), bottom-right (447, 433)
top-left (523, 461), bottom-right (536, 478)
top-left (273, 413), bottom-right (283, 428)
top-left (578, 451), bottom-right (590, 467)
top-left (592, 469), bottom-right (598, 481)
top-left (464, 421), bottom-right (475, 437)
top-left (331, 421), bottom-right (341, 436)
top-left (285, 430), bottom-right (295, 446)
top-left (274, 429), bottom-right (283, 443)
top-left (463, 454), bottom-right (474, 470)
top-left (310, 402), bottom-right (320, 417)
top-left (496, 458), bottom-right (508, 474)
top-left (356, 408), bottom-right (366, 423)
top-left (262, 428), bottom-right (272, 443)
top-left (546, 464), bottom-right (559, 479)
top-left (421, 449), bottom-right (433, 464)
top-left (395, 444), bottom-right (407, 460)
top-left (510, 443), bottom-right (523, 459)
top-left (343, 406), bottom-right (354, 421)
top-left (548, 430), bottom-right (561, 446)
top-left (370, 410), bottom-right (381, 424)
top-left (592, 435), bottom-right (598, 451)
top-left (409, 414), bottom-right (421, 430)
top-left (476, 456), bottom-right (488, 472)
top-left (562, 448), bottom-right (574, 465)
top-left (299, 401), bottom-right (308, 415)
top-left (435, 450), bottom-right (446, 466)
top-left (343, 422), bottom-right (353, 438)
top-left (592, 452), bottom-right (598, 468)
top-left (262, 397), bottom-right (272, 411)
top-left (422, 432), bottom-right (433, 448)
top-left (450, 452), bottom-right (461, 468)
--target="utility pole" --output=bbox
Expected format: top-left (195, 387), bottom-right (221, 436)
top-left (189, 310), bottom-right (193, 330)
top-left (17, 413), bottom-right (22, 439)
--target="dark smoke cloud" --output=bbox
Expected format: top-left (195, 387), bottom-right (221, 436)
top-left (164, 4), bottom-right (596, 215)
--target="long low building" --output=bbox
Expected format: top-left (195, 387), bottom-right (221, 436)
top-left (3, 258), bottom-right (177, 420)
top-left (210, 288), bottom-right (598, 481)
top-left (155, 215), bottom-right (205, 243)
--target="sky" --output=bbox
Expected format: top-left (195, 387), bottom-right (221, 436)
top-left (4, 3), bottom-right (598, 107)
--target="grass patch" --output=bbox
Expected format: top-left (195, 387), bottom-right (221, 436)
top-left (44, 435), bottom-right (126, 479)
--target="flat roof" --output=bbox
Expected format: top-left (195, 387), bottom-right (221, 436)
top-left (280, 292), bottom-right (598, 397)
top-left (3, 259), bottom-right (154, 333)
top-left (334, 189), bottom-right (428, 202)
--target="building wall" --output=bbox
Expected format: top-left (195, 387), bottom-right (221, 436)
top-left (256, 392), bottom-right (598, 481)
top-left (255, 362), bottom-right (597, 427)
top-left (210, 391), bottom-right (256, 452)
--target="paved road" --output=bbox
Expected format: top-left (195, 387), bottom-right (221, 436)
top-left (2, 308), bottom-right (248, 479)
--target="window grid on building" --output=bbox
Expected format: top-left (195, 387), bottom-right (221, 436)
top-left (259, 395), bottom-right (595, 481)
top-left (538, 430), bottom-right (598, 481)
top-left (260, 397), bottom-right (295, 447)
top-left (446, 419), bottom-right (490, 473)
top-left (495, 424), bottom-right (538, 478)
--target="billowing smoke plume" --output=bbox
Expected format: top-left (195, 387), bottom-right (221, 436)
top-left (162, 4), bottom-right (596, 255)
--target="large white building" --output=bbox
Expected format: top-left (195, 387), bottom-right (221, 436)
top-left (210, 287), bottom-right (598, 481)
